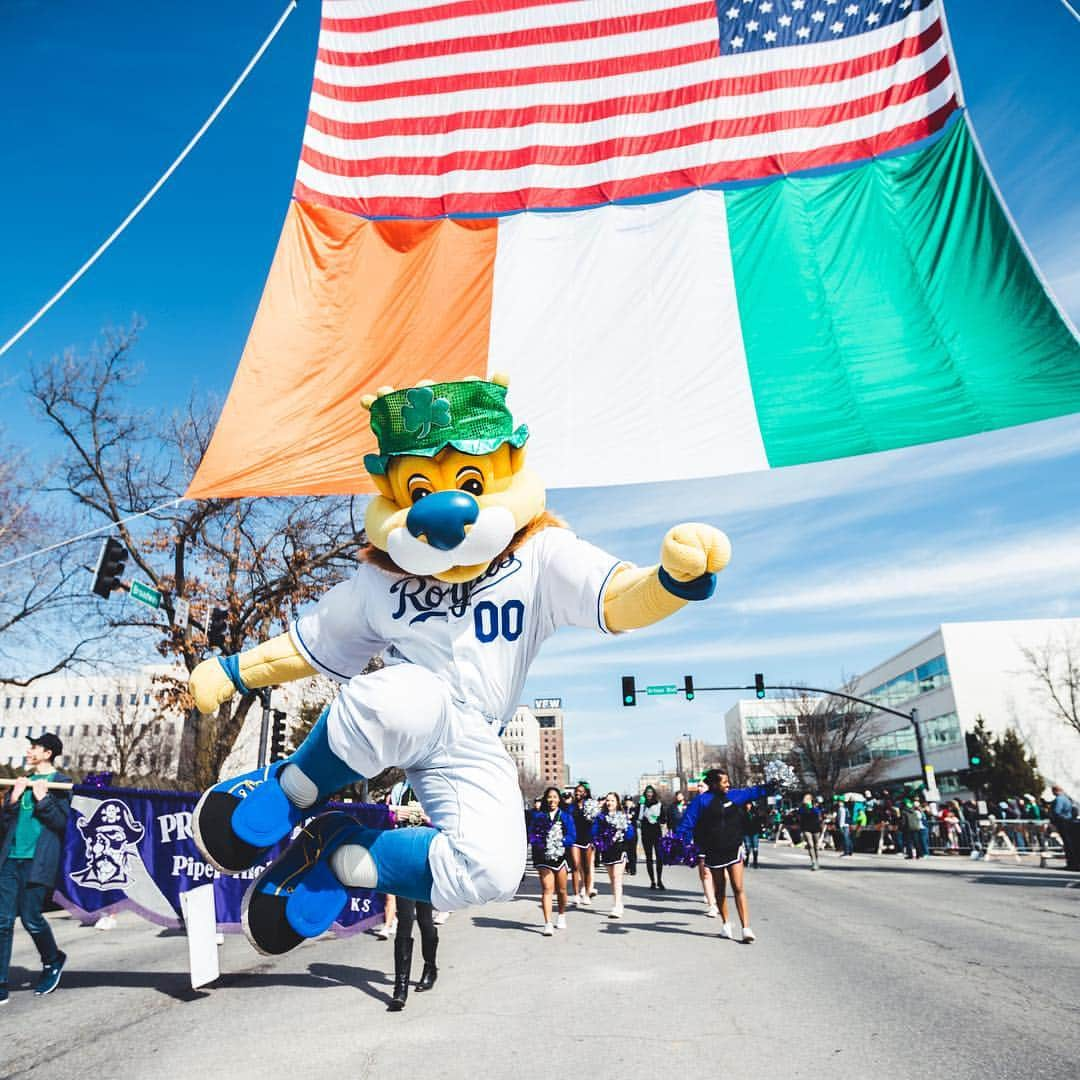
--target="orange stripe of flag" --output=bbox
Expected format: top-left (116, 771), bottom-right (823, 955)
top-left (186, 201), bottom-right (495, 498)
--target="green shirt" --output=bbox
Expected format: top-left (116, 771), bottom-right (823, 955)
top-left (10, 772), bottom-right (57, 859)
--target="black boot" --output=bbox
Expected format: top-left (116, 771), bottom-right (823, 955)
top-left (388, 937), bottom-right (413, 1012)
top-left (416, 929), bottom-right (438, 991)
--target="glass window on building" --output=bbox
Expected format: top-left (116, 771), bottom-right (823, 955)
top-left (18, 697), bottom-right (24, 708)
top-left (925, 711), bottom-right (961, 747)
top-left (11, 727), bottom-right (18, 737)
top-left (115, 694), bottom-right (122, 707)
top-left (916, 654), bottom-right (950, 695)
top-left (46, 696), bottom-right (52, 708)
top-left (82, 725), bottom-right (90, 736)
top-left (3, 697), bottom-right (9, 709)
top-left (32, 697), bottom-right (38, 708)
top-left (67, 726), bottom-right (75, 737)
top-left (865, 727), bottom-right (918, 760)
top-left (87, 695), bottom-right (93, 706)
top-left (59, 696), bottom-right (65, 708)
top-left (0, 727), bottom-right (4, 738)
top-left (73, 696), bottom-right (80, 707)
top-left (143, 693), bottom-right (150, 705)
top-left (129, 693), bottom-right (137, 705)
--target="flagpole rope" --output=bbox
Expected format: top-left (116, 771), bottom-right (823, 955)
top-left (0, 0), bottom-right (299, 360)
top-left (0, 498), bottom-right (186, 570)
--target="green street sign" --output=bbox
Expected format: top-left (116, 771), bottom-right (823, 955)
top-left (646, 684), bottom-right (678, 696)
top-left (129, 580), bottom-right (162, 610)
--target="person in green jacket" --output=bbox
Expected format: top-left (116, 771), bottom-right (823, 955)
top-left (0, 733), bottom-right (72, 1004)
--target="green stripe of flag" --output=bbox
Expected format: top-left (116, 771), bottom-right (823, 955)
top-left (726, 117), bottom-right (1080, 468)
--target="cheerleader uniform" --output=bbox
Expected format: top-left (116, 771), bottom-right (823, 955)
top-left (678, 784), bottom-right (769, 869)
top-left (530, 809), bottom-right (577, 871)
top-left (572, 803), bottom-right (595, 850)
top-left (592, 813), bottom-right (637, 866)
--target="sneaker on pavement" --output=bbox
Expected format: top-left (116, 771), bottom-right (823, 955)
top-left (705, 904), bottom-right (719, 918)
top-left (35, 951), bottom-right (67, 996)
top-left (432, 910), bottom-right (450, 925)
top-left (373, 918), bottom-right (397, 939)
top-left (0, 987), bottom-right (8, 1006)
top-left (555, 913), bottom-right (567, 930)
top-left (588, 889), bottom-right (598, 898)
top-left (541, 922), bottom-right (555, 936)
top-left (718, 922), bottom-right (733, 939)
top-left (580, 894), bottom-right (593, 908)
top-left (742, 926), bottom-right (756, 944)
top-left (608, 905), bottom-right (623, 919)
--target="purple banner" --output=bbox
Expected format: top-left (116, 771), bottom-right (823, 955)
top-left (56, 786), bottom-right (388, 933)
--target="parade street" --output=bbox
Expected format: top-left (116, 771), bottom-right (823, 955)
top-left (2, 850), bottom-right (1078, 1080)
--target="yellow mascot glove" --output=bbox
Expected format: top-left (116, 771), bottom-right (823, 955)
top-left (189, 632), bottom-right (317, 715)
top-left (604, 524), bottom-right (730, 633)
top-left (660, 523), bottom-right (731, 581)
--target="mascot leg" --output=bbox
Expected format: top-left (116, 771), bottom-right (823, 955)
top-left (241, 665), bottom-right (526, 954)
top-left (192, 706), bottom-right (362, 874)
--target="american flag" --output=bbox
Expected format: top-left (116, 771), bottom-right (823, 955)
top-left (296, 0), bottom-right (958, 218)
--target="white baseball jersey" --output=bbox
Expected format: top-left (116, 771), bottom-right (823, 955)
top-left (291, 527), bottom-right (622, 730)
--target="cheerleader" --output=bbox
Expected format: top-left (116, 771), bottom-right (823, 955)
top-left (591, 791), bottom-right (636, 918)
top-left (678, 769), bottom-right (771, 943)
top-left (570, 783), bottom-right (599, 906)
top-left (529, 787), bottom-right (577, 935)
top-left (638, 785), bottom-right (667, 890)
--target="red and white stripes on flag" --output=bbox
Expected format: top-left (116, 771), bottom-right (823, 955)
top-left (296, 0), bottom-right (958, 218)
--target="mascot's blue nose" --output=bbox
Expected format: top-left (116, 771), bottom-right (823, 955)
top-left (406, 490), bottom-right (479, 551)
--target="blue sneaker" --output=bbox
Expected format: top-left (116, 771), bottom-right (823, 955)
top-left (242, 813), bottom-right (358, 955)
top-left (242, 812), bottom-right (439, 956)
top-left (192, 762), bottom-right (316, 875)
top-left (35, 951), bottom-right (67, 996)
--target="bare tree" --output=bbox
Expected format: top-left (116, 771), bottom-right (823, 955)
top-left (79, 688), bottom-right (176, 780)
top-left (29, 325), bottom-right (367, 787)
top-left (0, 435), bottom-right (111, 685)
top-left (1022, 635), bottom-right (1080, 739)
top-left (783, 685), bottom-right (887, 798)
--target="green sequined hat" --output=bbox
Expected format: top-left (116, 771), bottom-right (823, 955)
top-left (363, 378), bottom-right (529, 476)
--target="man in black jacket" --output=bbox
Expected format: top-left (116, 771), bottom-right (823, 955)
top-left (0, 733), bottom-right (72, 1004)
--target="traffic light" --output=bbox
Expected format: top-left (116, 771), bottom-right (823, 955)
top-left (91, 537), bottom-right (128, 599)
top-left (621, 676), bottom-right (636, 707)
top-left (683, 675), bottom-right (695, 702)
top-left (206, 606), bottom-right (228, 650)
top-left (965, 731), bottom-right (985, 768)
top-left (270, 710), bottom-right (288, 762)
top-left (754, 672), bottom-right (766, 699)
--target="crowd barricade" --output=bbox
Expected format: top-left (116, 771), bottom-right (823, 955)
top-left (56, 785), bottom-right (389, 933)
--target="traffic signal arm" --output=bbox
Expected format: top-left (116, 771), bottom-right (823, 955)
top-left (189, 632), bottom-right (316, 714)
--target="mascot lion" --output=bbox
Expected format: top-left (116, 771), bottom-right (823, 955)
top-left (188, 374), bottom-right (729, 955)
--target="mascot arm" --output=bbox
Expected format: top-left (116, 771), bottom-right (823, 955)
top-left (604, 523), bottom-right (730, 632)
top-left (189, 632), bottom-right (316, 714)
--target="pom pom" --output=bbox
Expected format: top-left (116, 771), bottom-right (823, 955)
top-left (659, 834), bottom-right (700, 866)
top-left (592, 810), bottom-right (629, 854)
top-left (582, 797), bottom-right (601, 821)
top-left (764, 760), bottom-right (798, 790)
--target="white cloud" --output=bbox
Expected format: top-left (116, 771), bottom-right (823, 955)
top-left (726, 526), bottom-right (1080, 615)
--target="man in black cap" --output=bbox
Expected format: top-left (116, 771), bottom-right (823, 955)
top-left (0, 733), bottom-right (72, 1004)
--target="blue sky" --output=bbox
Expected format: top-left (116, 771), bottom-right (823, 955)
top-left (1, 1), bottom-right (1078, 792)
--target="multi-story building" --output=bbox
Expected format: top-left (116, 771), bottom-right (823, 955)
top-left (674, 736), bottom-right (727, 790)
top-left (533, 698), bottom-right (568, 787)
top-left (500, 698), bottom-right (569, 788)
top-left (847, 619), bottom-right (1080, 797)
top-left (0, 665), bottom-right (185, 773)
top-left (0, 664), bottom-right (313, 778)
top-left (723, 618), bottom-right (1080, 798)
top-left (636, 770), bottom-right (679, 798)
top-left (500, 706), bottom-right (542, 780)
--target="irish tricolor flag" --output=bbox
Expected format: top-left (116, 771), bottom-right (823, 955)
top-left (188, 0), bottom-right (1080, 497)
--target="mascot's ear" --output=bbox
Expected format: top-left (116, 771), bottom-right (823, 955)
top-left (509, 444), bottom-right (528, 473)
top-left (369, 473), bottom-right (396, 503)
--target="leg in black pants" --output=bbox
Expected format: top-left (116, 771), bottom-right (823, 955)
top-left (642, 827), bottom-right (663, 889)
top-left (390, 898), bottom-right (439, 1011)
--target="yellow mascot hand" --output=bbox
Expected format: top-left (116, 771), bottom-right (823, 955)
top-left (604, 524), bottom-right (730, 633)
top-left (188, 632), bottom-right (317, 715)
top-left (190, 657), bottom-right (238, 715)
top-left (660, 523), bottom-right (731, 582)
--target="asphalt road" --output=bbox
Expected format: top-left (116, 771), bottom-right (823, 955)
top-left (2, 847), bottom-right (1077, 1080)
